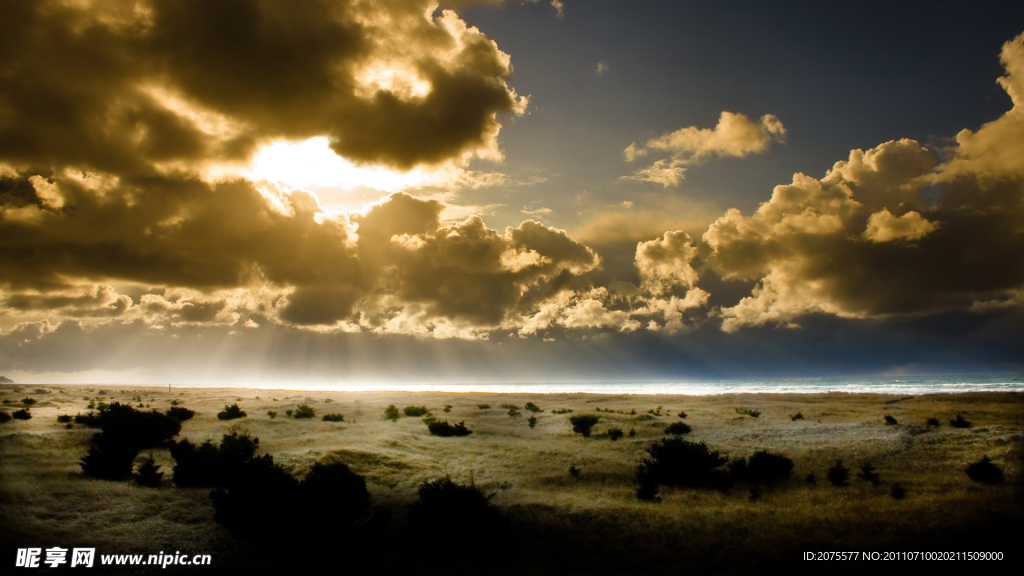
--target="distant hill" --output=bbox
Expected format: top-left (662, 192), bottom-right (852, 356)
top-left (0, 376), bottom-right (13, 383)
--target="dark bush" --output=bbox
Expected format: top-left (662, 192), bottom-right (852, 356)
top-left (286, 409), bottom-right (293, 417)
top-left (890, 484), bottom-right (907, 500)
top-left (569, 415), bottom-right (599, 437)
top-left (636, 438), bottom-right (729, 492)
top-left (827, 460), bottom-right (850, 487)
top-left (21, 397), bottom-right (36, 405)
top-left (791, 413), bottom-right (804, 421)
top-left (731, 451), bottom-right (794, 487)
top-left (477, 404), bottom-right (490, 409)
top-left (0, 411), bottom-right (10, 423)
top-left (73, 412), bottom-right (100, 427)
top-left (805, 473), bottom-right (817, 485)
top-left (551, 408), bottom-right (573, 414)
top-left (607, 427), bottom-right (624, 441)
top-left (80, 443), bottom-right (136, 480)
top-left (665, 422), bottom-right (692, 436)
top-left (12, 408), bottom-right (31, 420)
top-left (677, 411), bottom-right (687, 419)
top-left (507, 408), bottom-right (521, 418)
top-left (966, 456), bottom-right (1004, 484)
top-left (171, 432), bottom-right (260, 487)
top-left (165, 407), bottom-right (195, 421)
top-left (383, 404), bottom-right (400, 421)
top-left (525, 402), bottom-right (543, 413)
top-left (211, 454), bottom-right (302, 543)
top-left (569, 464), bottom-right (581, 477)
top-left (927, 417), bottom-right (940, 427)
top-left (884, 415), bottom-right (898, 425)
top-left (629, 428), bottom-right (636, 437)
top-left (217, 404), bottom-right (247, 421)
top-left (735, 408), bottom-right (761, 418)
top-left (950, 414), bottom-right (971, 428)
top-left (528, 416), bottom-right (538, 429)
top-left (404, 405), bottom-right (429, 417)
top-left (322, 413), bottom-right (345, 422)
top-left (426, 419), bottom-right (472, 437)
top-left (134, 456), bottom-right (164, 487)
top-left (298, 461), bottom-right (371, 530)
top-left (293, 404), bottom-right (316, 419)
top-left (267, 411), bottom-right (277, 419)
top-left (858, 463), bottom-right (881, 486)
top-left (443, 405), bottom-right (452, 413)
top-left (407, 477), bottom-right (504, 549)
top-left (748, 487), bottom-right (763, 502)
top-left (57, 414), bottom-right (72, 423)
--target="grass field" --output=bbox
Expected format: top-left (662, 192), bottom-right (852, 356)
top-left (1, 384), bottom-right (1021, 575)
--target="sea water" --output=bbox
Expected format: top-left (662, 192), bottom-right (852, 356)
top-left (320, 374), bottom-right (1024, 395)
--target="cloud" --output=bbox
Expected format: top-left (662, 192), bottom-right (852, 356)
top-left (595, 60), bottom-right (609, 75)
top-left (701, 32), bottom-right (1024, 332)
top-left (0, 0), bottom-right (526, 175)
top-left (625, 112), bottom-right (786, 186)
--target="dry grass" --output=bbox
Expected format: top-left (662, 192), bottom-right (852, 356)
top-left (1, 385), bottom-right (1021, 574)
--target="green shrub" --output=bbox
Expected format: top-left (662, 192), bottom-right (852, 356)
top-left (134, 456), bottom-right (164, 488)
top-left (527, 416), bottom-right (538, 429)
top-left (966, 456), bottom-right (1004, 484)
top-left (425, 419), bottom-right (472, 437)
top-left (628, 428), bottom-right (636, 437)
top-left (569, 415), bottom-right (599, 437)
top-left (507, 408), bottom-right (521, 418)
top-left (607, 427), bottom-right (624, 441)
top-left (636, 438), bottom-right (729, 493)
top-left (950, 414), bottom-right (971, 428)
top-left (677, 411), bottom-right (687, 419)
top-left (171, 432), bottom-right (260, 487)
top-left (884, 415), bottom-right (898, 425)
top-left (551, 408), bottom-right (572, 414)
top-left (665, 422), bottom-right (692, 436)
top-left (13, 408), bottom-right (31, 420)
top-left (21, 397), bottom-right (36, 405)
top-left (285, 409), bottom-right (293, 417)
top-left (404, 405), bottom-right (429, 417)
top-left (267, 411), bottom-right (277, 419)
top-left (859, 463), bottom-right (881, 486)
top-left (477, 404), bottom-right (490, 409)
top-left (443, 405), bottom-right (452, 413)
top-left (0, 411), bottom-right (11, 423)
top-left (293, 404), bottom-right (316, 419)
top-left (791, 413), bottom-right (804, 421)
top-left (322, 413), bottom-right (345, 422)
top-left (648, 406), bottom-right (662, 416)
top-left (57, 414), bottom-right (72, 423)
top-left (217, 404), bottom-right (247, 421)
top-left (827, 460), bottom-right (850, 487)
top-left (383, 404), bottom-right (400, 421)
top-left (731, 451), bottom-right (794, 487)
top-left (735, 408), bottom-right (761, 418)
top-left (73, 411), bottom-right (100, 427)
top-left (524, 402), bottom-right (543, 413)
top-left (500, 403), bottom-right (519, 410)
top-left (165, 407), bottom-right (195, 421)
top-left (80, 444), bottom-right (136, 480)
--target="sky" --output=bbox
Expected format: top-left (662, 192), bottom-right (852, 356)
top-left (1, 0), bottom-right (1023, 385)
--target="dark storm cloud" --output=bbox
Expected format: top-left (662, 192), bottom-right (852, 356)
top-left (0, 0), bottom-right (525, 174)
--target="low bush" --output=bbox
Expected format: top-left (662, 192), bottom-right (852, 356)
top-left (477, 404), bottom-right (490, 409)
top-left (285, 410), bottom-right (293, 417)
top-left (636, 438), bottom-right (729, 494)
top-left (569, 464), bottom-right (581, 478)
top-left (404, 405), bottom-right (429, 417)
top-left (134, 456), bottom-right (164, 488)
top-left (0, 411), bottom-right (10, 423)
top-left (500, 403), bottom-right (519, 410)
top-left (267, 411), bottom-right (277, 419)
top-left (664, 422), bottom-right (692, 436)
top-left (73, 412), bottom-right (100, 427)
top-left (731, 451), bottom-right (794, 487)
top-left (607, 427), bottom-right (624, 441)
top-left (443, 405), bottom-right (452, 413)
top-left (13, 408), bottom-right (31, 420)
top-left (80, 444), bottom-right (136, 480)
top-left (57, 414), bottom-right (72, 423)
top-left (966, 456), bottom-right (1004, 484)
top-left (425, 419), bottom-right (472, 437)
top-left (890, 483), bottom-right (907, 500)
top-left (507, 408), bottom-right (521, 418)
top-left (950, 414), bottom-right (972, 428)
top-left (858, 463), bottom-right (881, 486)
top-left (805, 473), bottom-right (817, 485)
top-left (170, 432), bottom-right (260, 487)
top-left (791, 413), bottom-right (804, 421)
top-left (551, 408), bottom-right (573, 414)
top-left (527, 416), bottom-right (538, 429)
top-left (628, 428), bottom-right (636, 437)
top-left (735, 408), bottom-right (761, 418)
top-left (407, 477), bottom-right (504, 549)
top-left (322, 413), bottom-right (345, 422)
top-left (217, 404), bottom-right (247, 421)
top-left (884, 415), bottom-right (898, 425)
top-left (648, 406), bottom-right (663, 416)
top-left (827, 460), bottom-right (850, 487)
top-left (677, 411), bottom-right (687, 419)
top-left (927, 417), bottom-right (940, 427)
top-left (22, 397), bottom-right (36, 405)
top-left (165, 407), bottom-right (195, 421)
top-left (524, 402), bottom-right (543, 413)
top-left (383, 405), bottom-right (400, 421)
top-left (569, 415), bottom-right (599, 437)
top-left (293, 404), bottom-right (316, 419)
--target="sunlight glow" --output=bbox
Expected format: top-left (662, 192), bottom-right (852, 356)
top-left (243, 137), bottom-right (434, 191)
